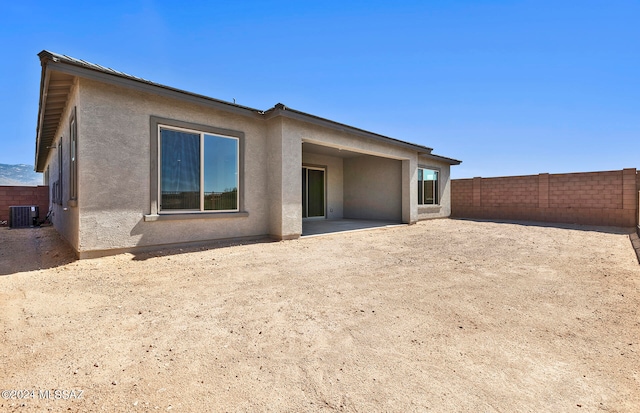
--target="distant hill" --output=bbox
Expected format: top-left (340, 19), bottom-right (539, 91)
top-left (0, 164), bottom-right (43, 186)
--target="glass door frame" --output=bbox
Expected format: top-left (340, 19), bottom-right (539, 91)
top-left (302, 165), bottom-right (326, 220)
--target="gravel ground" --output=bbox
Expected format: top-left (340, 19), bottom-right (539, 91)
top-left (0, 219), bottom-right (639, 412)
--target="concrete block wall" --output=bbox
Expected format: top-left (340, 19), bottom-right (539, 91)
top-left (637, 172), bottom-right (640, 235)
top-left (481, 175), bottom-right (539, 206)
top-left (0, 186), bottom-right (49, 226)
top-left (452, 169), bottom-right (638, 228)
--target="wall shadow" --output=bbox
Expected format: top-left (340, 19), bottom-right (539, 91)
top-left (126, 216), bottom-right (276, 261)
top-left (451, 217), bottom-right (635, 235)
top-left (128, 236), bottom-right (275, 261)
top-left (0, 226), bottom-right (76, 276)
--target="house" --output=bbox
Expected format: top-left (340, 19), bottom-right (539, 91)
top-left (34, 51), bottom-right (461, 258)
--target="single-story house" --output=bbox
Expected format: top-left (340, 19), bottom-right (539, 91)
top-left (34, 50), bottom-right (461, 258)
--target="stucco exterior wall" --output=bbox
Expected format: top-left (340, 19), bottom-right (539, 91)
top-left (266, 118), bottom-right (285, 239)
top-left (279, 119), bottom-right (303, 238)
top-left (43, 84), bottom-right (80, 250)
top-left (343, 155), bottom-right (403, 221)
top-left (283, 117), bottom-right (420, 223)
top-left (417, 157), bottom-right (452, 220)
top-left (76, 78), bottom-right (271, 255)
top-left (284, 117), bottom-right (416, 161)
top-left (302, 152), bottom-right (344, 220)
top-left (265, 117), bottom-right (303, 239)
top-left (37, 72), bottom-right (458, 257)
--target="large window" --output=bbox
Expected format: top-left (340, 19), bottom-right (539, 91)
top-left (159, 125), bottom-right (239, 212)
top-left (418, 168), bottom-right (439, 205)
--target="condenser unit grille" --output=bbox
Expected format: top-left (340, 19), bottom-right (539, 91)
top-left (9, 206), bottom-right (39, 229)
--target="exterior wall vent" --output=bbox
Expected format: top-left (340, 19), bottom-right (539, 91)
top-left (9, 206), bottom-right (39, 229)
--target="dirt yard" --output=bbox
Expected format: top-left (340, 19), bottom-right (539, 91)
top-left (1, 219), bottom-right (639, 412)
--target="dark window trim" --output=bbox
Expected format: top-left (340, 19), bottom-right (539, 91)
top-left (148, 116), bottom-right (246, 219)
top-left (57, 139), bottom-right (63, 205)
top-left (68, 106), bottom-right (78, 206)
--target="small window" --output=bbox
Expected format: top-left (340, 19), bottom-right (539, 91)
top-left (159, 125), bottom-right (239, 212)
top-left (418, 168), bottom-right (439, 205)
top-left (69, 107), bottom-right (78, 201)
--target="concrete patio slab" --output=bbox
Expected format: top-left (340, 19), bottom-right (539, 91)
top-left (301, 219), bottom-right (405, 237)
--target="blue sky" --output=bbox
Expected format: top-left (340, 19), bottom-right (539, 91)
top-left (1, 0), bottom-right (638, 178)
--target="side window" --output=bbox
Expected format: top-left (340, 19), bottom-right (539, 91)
top-left (57, 140), bottom-right (63, 205)
top-left (418, 167), bottom-right (439, 205)
top-left (69, 107), bottom-right (78, 201)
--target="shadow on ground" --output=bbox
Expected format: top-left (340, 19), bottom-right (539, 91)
top-left (0, 226), bottom-right (277, 270)
top-left (128, 237), bottom-right (275, 261)
top-left (0, 226), bottom-right (76, 276)
top-left (3, 219), bottom-right (636, 273)
top-left (452, 218), bottom-right (635, 235)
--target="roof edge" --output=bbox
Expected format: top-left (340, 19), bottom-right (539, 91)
top-left (264, 103), bottom-right (434, 154)
top-left (34, 53), bottom-right (52, 172)
top-left (38, 50), bottom-right (264, 116)
top-left (35, 51), bottom-right (462, 166)
top-left (419, 152), bottom-right (462, 165)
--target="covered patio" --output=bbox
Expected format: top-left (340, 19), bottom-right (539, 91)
top-left (301, 219), bottom-right (405, 237)
top-left (301, 141), bottom-right (407, 220)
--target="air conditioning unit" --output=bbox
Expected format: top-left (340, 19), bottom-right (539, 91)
top-left (9, 206), bottom-right (39, 229)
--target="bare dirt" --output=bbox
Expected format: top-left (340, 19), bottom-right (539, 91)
top-left (1, 219), bottom-right (639, 412)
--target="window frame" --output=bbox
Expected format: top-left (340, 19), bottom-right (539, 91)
top-left (417, 166), bottom-right (440, 206)
top-left (147, 116), bottom-right (246, 220)
top-left (69, 106), bottom-right (78, 204)
top-left (57, 139), bottom-right (63, 205)
top-left (158, 124), bottom-right (239, 213)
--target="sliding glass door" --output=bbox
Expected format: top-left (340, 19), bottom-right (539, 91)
top-left (302, 167), bottom-right (325, 219)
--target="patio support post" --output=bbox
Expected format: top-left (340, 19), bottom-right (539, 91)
top-left (402, 157), bottom-right (418, 224)
top-left (267, 118), bottom-right (302, 240)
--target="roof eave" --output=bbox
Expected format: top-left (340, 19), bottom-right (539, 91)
top-left (35, 53), bottom-right (76, 172)
top-left (264, 103), bottom-right (434, 154)
top-left (34, 55), bottom-right (52, 172)
top-left (39, 50), bottom-right (264, 119)
top-left (419, 152), bottom-right (462, 165)
top-left (34, 51), bottom-right (461, 170)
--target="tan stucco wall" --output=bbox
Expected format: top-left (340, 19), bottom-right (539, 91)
top-left (44, 77), bottom-right (456, 256)
top-left (283, 117), bottom-right (421, 223)
top-left (266, 117), bottom-right (285, 238)
top-left (416, 157), bottom-right (452, 220)
top-left (402, 157), bottom-right (418, 224)
top-left (302, 152), bottom-right (344, 220)
top-left (43, 83), bottom-right (80, 250)
top-left (284, 117), bottom-right (416, 160)
top-left (76, 78), bottom-right (271, 253)
top-left (344, 155), bottom-right (403, 221)
top-left (266, 117), bottom-right (303, 239)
